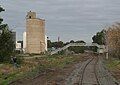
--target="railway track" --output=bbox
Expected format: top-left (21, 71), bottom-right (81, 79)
top-left (65, 56), bottom-right (100, 85)
top-left (78, 57), bottom-right (100, 85)
top-left (94, 56), bottom-right (100, 85)
top-left (63, 55), bottom-right (119, 85)
top-left (78, 56), bottom-right (100, 85)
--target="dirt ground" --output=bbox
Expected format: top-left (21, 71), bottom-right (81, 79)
top-left (106, 60), bottom-right (120, 82)
top-left (110, 66), bottom-right (120, 82)
top-left (10, 54), bottom-right (90, 85)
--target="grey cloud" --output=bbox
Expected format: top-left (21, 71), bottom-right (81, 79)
top-left (1, 0), bottom-right (120, 42)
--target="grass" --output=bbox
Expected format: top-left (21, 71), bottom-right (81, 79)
top-left (0, 72), bottom-right (19, 85)
top-left (0, 64), bottom-right (20, 85)
top-left (106, 59), bottom-right (120, 69)
top-left (0, 54), bottom-right (82, 85)
top-left (105, 58), bottom-right (120, 82)
top-left (23, 55), bottom-right (81, 78)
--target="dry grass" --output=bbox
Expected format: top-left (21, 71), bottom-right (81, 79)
top-left (0, 54), bottom-right (84, 85)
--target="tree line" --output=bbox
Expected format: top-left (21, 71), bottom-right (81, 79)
top-left (0, 6), bottom-right (15, 63)
top-left (92, 23), bottom-right (120, 59)
top-left (47, 40), bottom-right (86, 49)
top-left (106, 23), bottom-right (120, 59)
top-left (47, 39), bottom-right (99, 54)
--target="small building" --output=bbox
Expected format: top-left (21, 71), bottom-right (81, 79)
top-left (97, 45), bottom-right (106, 54)
top-left (16, 41), bottom-right (22, 51)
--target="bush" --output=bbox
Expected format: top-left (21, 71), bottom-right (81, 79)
top-left (10, 55), bottom-right (24, 65)
top-left (68, 46), bottom-right (85, 53)
top-left (58, 50), bottom-right (65, 55)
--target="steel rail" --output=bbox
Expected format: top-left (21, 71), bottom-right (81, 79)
top-left (94, 56), bottom-right (100, 85)
top-left (79, 57), bottom-right (94, 85)
top-left (79, 57), bottom-right (100, 85)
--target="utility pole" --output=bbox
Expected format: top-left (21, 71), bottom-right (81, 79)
top-left (104, 29), bottom-right (109, 59)
top-left (58, 36), bottom-right (60, 42)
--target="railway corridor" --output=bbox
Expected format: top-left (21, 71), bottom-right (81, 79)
top-left (96, 58), bottom-right (119, 85)
top-left (10, 54), bottom-right (119, 85)
top-left (65, 55), bottom-right (119, 85)
top-left (82, 58), bottom-right (98, 85)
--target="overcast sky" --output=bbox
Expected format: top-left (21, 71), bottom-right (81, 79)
top-left (1, 0), bottom-right (120, 42)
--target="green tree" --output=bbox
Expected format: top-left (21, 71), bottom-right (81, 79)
top-left (68, 46), bottom-right (85, 53)
top-left (47, 40), bottom-right (52, 48)
top-left (92, 30), bottom-right (105, 45)
top-left (70, 40), bottom-right (74, 43)
top-left (64, 42), bottom-right (70, 46)
top-left (0, 6), bottom-right (15, 63)
top-left (52, 41), bottom-right (64, 49)
top-left (75, 40), bottom-right (86, 43)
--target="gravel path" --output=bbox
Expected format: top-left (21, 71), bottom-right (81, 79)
top-left (97, 57), bottom-right (120, 85)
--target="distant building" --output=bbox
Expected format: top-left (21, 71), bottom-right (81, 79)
top-left (16, 41), bottom-right (22, 51)
top-left (23, 32), bottom-right (26, 52)
top-left (17, 41), bottom-right (23, 48)
top-left (26, 11), bottom-right (46, 54)
top-left (11, 31), bottom-right (16, 49)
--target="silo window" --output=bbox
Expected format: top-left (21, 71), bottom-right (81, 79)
top-left (29, 16), bottom-right (31, 19)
